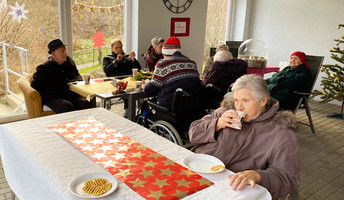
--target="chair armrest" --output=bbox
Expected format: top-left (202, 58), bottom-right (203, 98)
top-left (205, 83), bottom-right (221, 92)
top-left (147, 101), bottom-right (171, 112)
top-left (294, 91), bottom-right (312, 96)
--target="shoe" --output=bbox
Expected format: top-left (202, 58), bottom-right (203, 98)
top-left (123, 109), bottom-right (128, 118)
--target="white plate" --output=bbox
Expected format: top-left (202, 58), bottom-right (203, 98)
top-left (183, 154), bottom-right (225, 174)
top-left (69, 173), bottom-right (118, 199)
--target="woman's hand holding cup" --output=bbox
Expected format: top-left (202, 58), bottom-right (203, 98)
top-left (216, 110), bottom-right (246, 131)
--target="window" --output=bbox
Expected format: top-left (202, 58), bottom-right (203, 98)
top-left (0, 0), bottom-right (59, 120)
top-left (71, 0), bottom-right (124, 69)
top-left (203, 0), bottom-right (229, 63)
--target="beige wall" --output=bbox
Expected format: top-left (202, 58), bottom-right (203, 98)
top-left (135, 0), bottom-right (208, 72)
top-left (245, 0), bottom-right (344, 104)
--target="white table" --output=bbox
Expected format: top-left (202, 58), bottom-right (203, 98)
top-left (0, 108), bottom-right (271, 200)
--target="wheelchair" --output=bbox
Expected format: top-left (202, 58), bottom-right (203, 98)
top-left (135, 84), bottom-right (222, 148)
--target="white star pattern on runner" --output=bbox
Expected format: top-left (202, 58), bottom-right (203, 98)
top-left (99, 145), bottom-right (113, 152)
top-left (89, 127), bottom-right (102, 133)
top-left (53, 128), bottom-right (68, 134)
top-left (74, 139), bottom-right (85, 145)
top-left (80, 133), bottom-right (93, 139)
top-left (91, 152), bottom-right (106, 160)
top-left (112, 152), bottom-right (125, 160)
top-left (91, 139), bottom-right (103, 145)
top-left (102, 159), bottom-right (116, 168)
top-left (81, 145), bottom-right (94, 151)
top-left (78, 123), bottom-right (90, 128)
top-left (108, 138), bottom-right (121, 143)
top-left (64, 122), bottom-right (76, 128)
top-left (117, 145), bottom-right (130, 151)
top-left (97, 133), bottom-right (108, 139)
top-left (73, 128), bottom-right (85, 133)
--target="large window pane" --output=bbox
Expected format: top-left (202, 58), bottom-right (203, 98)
top-left (0, 0), bottom-right (59, 119)
top-left (203, 0), bottom-right (229, 63)
top-left (71, 0), bottom-right (124, 75)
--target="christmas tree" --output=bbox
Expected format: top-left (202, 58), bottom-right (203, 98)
top-left (312, 24), bottom-right (344, 119)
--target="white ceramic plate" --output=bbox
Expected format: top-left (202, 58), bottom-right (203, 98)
top-left (69, 173), bottom-right (118, 199)
top-left (183, 154), bottom-right (225, 174)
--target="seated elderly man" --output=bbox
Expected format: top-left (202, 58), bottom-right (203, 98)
top-left (102, 38), bottom-right (141, 77)
top-left (31, 39), bottom-right (92, 114)
top-left (202, 44), bottom-right (230, 77)
top-left (144, 37), bottom-right (201, 107)
top-left (189, 74), bottom-right (299, 199)
top-left (266, 51), bottom-right (312, 110)
top-left (202, 51), bottom-right (247, 96)
top-left (102, 38), bottom-right (141, 117)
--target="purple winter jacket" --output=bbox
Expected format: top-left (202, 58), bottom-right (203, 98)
top-left (202, 59), bottom-right (247, 96)
top-left (189, 97), bottom-right (300, 199)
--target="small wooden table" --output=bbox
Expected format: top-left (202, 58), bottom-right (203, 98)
top-left (70, 77), bottom-right (145, 122)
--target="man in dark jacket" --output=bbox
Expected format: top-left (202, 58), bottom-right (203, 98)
top-left (266, 51), bottom-right (312, 110)
top-left (102, 39), bottom-right (141, 118)
top-left (31, 39), bottom-right (92, 113)
top-left (144, 37), bottom-right (201, 107)
top-left (102, 39), bottom-right (141, 77)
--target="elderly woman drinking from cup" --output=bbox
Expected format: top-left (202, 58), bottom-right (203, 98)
top-left (189, 74), bottom-right (299, 199)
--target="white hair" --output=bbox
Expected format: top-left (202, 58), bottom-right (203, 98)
top-left (231, 74), bottom-right (270, 103)
top-left (214, 51), bottom-right (233, 62)
top-left (151, 36), bottom-right (164, 47)
top-left (216, 44), bottom-right (229, 52)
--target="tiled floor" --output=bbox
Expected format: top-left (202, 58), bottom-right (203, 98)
top-left (1, 100), bottom-right (344, 200)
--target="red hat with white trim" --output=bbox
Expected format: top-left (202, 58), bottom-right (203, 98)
top-left (162, 37), bottom-right (181, 55)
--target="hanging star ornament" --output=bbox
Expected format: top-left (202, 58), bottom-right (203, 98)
top-left (0, 0), bottom-right (8, 11)
top-left (8, 1), bottom-right (29, 24)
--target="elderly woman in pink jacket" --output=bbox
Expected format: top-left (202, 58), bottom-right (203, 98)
top-left (189, 74), bottom-right (300, 199)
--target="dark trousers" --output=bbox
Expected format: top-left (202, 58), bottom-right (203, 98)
top-left (44, 95), bottom-right (92, 114)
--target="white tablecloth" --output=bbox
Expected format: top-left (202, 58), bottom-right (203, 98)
top-left (0, 108), bottom-right (271, 200)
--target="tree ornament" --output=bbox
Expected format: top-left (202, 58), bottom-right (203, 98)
top-left (334, 94), bottom-right (339, 99)
top-left (92, 31), bottom-right (106, 50)
top-left (321, 67), bottom-right (325, 72)
top-left (335, 77), bottom-right (340, 82)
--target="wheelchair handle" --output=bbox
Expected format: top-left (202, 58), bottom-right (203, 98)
top-left (176, 88), bottom-right (190, 96)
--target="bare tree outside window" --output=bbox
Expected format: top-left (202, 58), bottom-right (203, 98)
top-left (203, 0), bottom-right (229, 64)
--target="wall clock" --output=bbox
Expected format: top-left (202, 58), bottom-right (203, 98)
top-left (163, 0), bottom-right (193, 14)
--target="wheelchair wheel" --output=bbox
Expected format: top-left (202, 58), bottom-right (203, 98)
top-left (149, 121), bottom-right (183, 146)
top-left (136, 115), bottom-right (145, 126)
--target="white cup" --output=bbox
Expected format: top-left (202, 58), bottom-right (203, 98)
top-left (83, 74), bottom-right (91, 84)
top-left (135, 81), bottom-right (143, 91)
top-left (132, 68), bottom-right (138, 77)
top-left (233, 111), bottom-right (246, 130)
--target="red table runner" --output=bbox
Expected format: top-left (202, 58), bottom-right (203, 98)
top-left (49, 118), bottom-right (213, 199)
